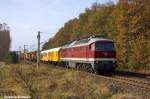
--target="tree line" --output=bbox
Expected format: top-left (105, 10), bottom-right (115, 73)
top-left (43, 0), bottom-right (150, 70)
top-left (0, 23), bottom-right (11, 59)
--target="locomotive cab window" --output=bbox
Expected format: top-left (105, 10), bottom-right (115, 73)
top-left (95, 41), bottom-right (114, 51)
top-left (105, 42), bottom-right (114, 50)
top-left (95, 42), bottom-right (104, 50)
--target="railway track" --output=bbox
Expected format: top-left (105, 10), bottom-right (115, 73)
top-left (88, 73), bottom-right (150, 99)
top-left (91, 73), bottom-right (150, 92)
top-left (111, 75), bottom-right (150, 91)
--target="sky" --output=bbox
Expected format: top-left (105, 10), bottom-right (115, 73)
top-left (0, 0), bottom-right (118, 51)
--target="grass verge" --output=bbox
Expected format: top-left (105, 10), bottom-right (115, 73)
top-left (0, 63), bottom-right (141, 99)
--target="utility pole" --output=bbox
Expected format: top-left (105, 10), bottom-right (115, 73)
top-left (37, 31), bottom-right (41, 69)
top-left (23, 44), bottom-right (29, 61)
top-left (18, 46), bottom-right (21, 62)
top-left (23, 45), bottom-right (26, 60)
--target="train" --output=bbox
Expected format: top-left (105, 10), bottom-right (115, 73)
top-left (23, 36), bottom-right (117, 74)
top-left (23, 51), bottom-right (37, 61)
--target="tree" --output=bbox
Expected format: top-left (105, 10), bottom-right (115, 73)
top-left (0, 23), bottom-right (11, 59)
top-left (42, 0), bottom-right (150, 70)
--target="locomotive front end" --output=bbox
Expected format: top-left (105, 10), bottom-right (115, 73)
top-left (92, 40), bottom-right (117, 73)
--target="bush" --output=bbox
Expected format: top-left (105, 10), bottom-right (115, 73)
top-left (127, 60), bottom-right (139, 70)
top-left (4, 52), bottom-right (18, 64)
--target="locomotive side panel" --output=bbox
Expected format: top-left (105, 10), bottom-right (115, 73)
top-left (61, 45), bottom-right (91, 62)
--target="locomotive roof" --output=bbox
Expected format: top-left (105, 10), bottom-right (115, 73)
top-left (62, 37), bottom-right (113, 48)
top-left (62, 41), bottom-right (77, 48)
top-left (41, 47), bottom-right (61, 54)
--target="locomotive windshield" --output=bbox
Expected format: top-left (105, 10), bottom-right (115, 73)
top-left (95, 41), bottom-right (114, 51)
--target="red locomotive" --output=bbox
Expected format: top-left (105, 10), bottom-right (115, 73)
top-left (60, 36), bottom-right (117, 74)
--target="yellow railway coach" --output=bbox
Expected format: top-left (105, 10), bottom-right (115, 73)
top-left (40, 47), bottom-right (61, 62)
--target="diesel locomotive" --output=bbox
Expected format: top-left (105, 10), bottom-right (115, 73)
top-left (24, 36), bottom-right (117, 74)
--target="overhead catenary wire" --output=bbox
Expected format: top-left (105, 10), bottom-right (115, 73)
top-left (40, 32), bottom-right (56, 35)
top-left (22, 33), bottom-right (54, 52)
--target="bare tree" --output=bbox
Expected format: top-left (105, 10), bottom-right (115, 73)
top-left (0, 23), bottom-right (11, 59)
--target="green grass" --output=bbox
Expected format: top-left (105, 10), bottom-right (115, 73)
top-left (0, 63), bottom-right (142, 99)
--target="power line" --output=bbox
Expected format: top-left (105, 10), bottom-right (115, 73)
top-left (40, 32), bottom-right (56, 35)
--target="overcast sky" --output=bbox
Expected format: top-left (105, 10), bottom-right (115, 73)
top-left (0, 0), bottom-right (118, 51)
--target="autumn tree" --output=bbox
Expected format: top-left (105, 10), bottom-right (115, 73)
top-left (113, 0), bottom-right (150, 69)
